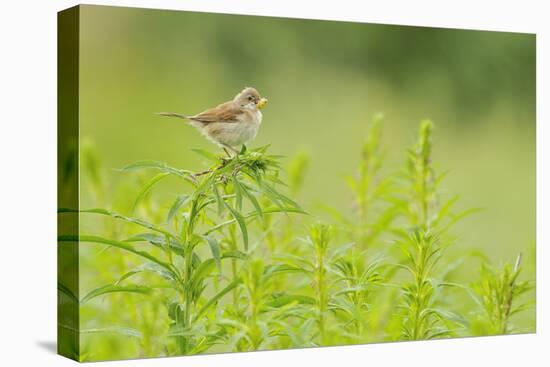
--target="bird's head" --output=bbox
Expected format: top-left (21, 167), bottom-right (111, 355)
top-left (234, 87), bottom-right (268, 110)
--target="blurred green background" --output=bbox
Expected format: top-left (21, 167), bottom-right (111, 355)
top-left (76, 4), bottom-right (535, 358)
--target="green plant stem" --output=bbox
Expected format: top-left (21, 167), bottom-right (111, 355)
top-left (228, 223), bottom-right (239, 308)
top-left (316, 258), bottom-right (327, 345)
top-left (311, 224), bottom-right (331, 345)
top-left (180, 196), bottom-right (202, 354)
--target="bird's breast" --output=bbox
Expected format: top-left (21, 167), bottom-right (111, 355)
top-left (242, 109), bottom-right (262, 125)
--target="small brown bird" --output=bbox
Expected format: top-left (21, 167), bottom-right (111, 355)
top-left (157, 87), bottom-right (268, 154)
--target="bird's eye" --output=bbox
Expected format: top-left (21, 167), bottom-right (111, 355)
top-left (248, 96), bottom-right (254, 101)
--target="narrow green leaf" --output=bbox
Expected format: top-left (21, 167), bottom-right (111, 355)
top-left (212, 183), bottom-right (225, 216)
top-left (240, 183), bottom-right (263, 219)
top-left (232, 176), bottom-right (243, 211)
top-left (132, 172), bottom-right (170, 213)
top-left (194, 279), bottom-right (241, 320)
top-left (334, 285), bottom-right (373, 297)
top-left (223, 202), bottom-right (248, 251)
top-left (437, 195), bottom-right (459, 221)
top-left (267, 294), bottom-right (316, 307)
top-left (192, 171), bottom-right (220, 199)
top-left (166, 195), bottom-right (189, 223)
top-left (57, 281), bottom-right (78, 304)
top-left (221, 250), bottom-right (248, 260)
top-left (122, 160), bottom-right (170, 171)
top-left (188, 259), bottom-right (217, 293)
top-left (80, 326), bottom-right (142, 339)
top-left (58, 208), bottom-right (175, 238)
top-left (256, 181), bottom-right (285, 213)
top-left (121, 160), bottom-right (190, 176)
top-left (81, 284), bottom-right (152, 303)
top-left (264, 264), bottom-right (304, 277)
top-left (204, 235), bottom-right (222, 273)
top-left (125, 233), bottom-right (185, 257)
top-left (59, 235), bottom-right (175, 274)
top-left (121, 160), bottom-right (197, 185)
top-left (260, 181), bottom-right (302, 210)
top-left (115, 263), bottom-right (175, 285)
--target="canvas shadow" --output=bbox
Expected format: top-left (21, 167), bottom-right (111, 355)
top-left (36, 340), bottom-right (57, 354)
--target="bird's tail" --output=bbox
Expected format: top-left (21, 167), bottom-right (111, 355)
top-left (156, 112), bottom-right (190, 119)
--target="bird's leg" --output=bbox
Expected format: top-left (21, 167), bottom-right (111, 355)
top-left (221, 144), bottom-right (239, 158)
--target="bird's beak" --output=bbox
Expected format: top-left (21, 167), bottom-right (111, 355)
top-left (257, 97), bottom-right (268, 110)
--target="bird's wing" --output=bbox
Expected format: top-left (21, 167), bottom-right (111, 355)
top-left (190, 101), bottom-right (243, 123)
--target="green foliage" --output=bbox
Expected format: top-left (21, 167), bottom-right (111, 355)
top-left (326, 114), bottom-right (398, 251)
top-left (392, 121), bottom-right (481, 341)
top-left (405, 119), bottom-right (436, 228)
top-left (58, 119), bottom-right (535, 361)
top-left (469, 254), bottom-right (533, 335)
top-left (397, 230), bottom-right (450, 340)
top-left (308, 223), bottom-right (332, 345)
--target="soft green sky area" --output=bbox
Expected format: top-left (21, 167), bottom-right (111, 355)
top-left (78, 5), bottom-right (535, 269)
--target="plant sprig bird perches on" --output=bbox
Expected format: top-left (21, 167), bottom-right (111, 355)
top-left (157, 87), bottom-right (268, 155)
top-left (59, 145), bottom-right (305, 356)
